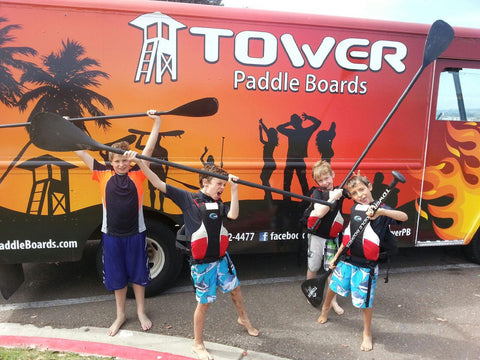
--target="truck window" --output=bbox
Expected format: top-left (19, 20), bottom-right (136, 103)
top-left (436, 68), bottom-right (480, 121)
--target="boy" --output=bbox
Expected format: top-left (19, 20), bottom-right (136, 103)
top-left (305, 160), bottom-right (345, 315)
top-left (318, 173), bottom-right (407, 352)
top-left (131, 112), bottom-right (258, 360)
top-left (74, 110), bottom-right (161, 336)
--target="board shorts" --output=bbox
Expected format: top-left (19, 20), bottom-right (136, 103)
top-left (190, 254), bottom-right (239, 304)
top-left (329, 260), bottom-right (378, 308)
top-left (102, 232), bottom-right (150, 291)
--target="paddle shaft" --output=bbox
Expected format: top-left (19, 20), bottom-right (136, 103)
top-left (333, 172), bottom-right (405, 267)
top-left (0, 110), bottom-right (195, 129)
top-left (340, 66), bottom-right (424, 187)
top-left (102, 144), bottom-right (334, 207)
top-left (0, 97), bottom-right (218, 129)
top-left (340, 20), bottom-right (454, 187)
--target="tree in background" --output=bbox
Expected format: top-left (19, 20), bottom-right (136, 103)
top-left (0, 17), bottom-right (36, 108)
top-left (17, 38), bottom-right (113, 132)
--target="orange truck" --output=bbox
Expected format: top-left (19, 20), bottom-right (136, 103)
top-left (1, 0), bottom-right (479, 298)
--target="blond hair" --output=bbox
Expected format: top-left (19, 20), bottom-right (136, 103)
top-left (312, 160), bottom-right (334, 181)
top-left (108, 141), bottom-right (130, 161)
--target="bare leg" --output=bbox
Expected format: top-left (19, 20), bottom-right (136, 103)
top-left (331, 294), bottom-right (344, 315)
top-left (107, 287), bottom-right (127, 336)
top-left (361, 307), bottom-right (373, 351)
top-left (192, 303), bottom-right (213, 360)
top-left (306, 269), bottom-right (317, 280)
top-left (318, 287), bottom-right (336, 324)
top-left (132, 284), bottom-right (152, 331)
top-left (230, 286), bottom-right (259, 336)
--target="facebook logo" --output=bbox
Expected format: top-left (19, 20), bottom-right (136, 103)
top-left (259, 232), bottom-right (269, 242)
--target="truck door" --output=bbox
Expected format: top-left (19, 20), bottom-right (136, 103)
top-left (419, 59), bottom-right (480, 246)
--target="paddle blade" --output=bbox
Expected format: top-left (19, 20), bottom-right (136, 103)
top-left (164, 97), bottom-right (218, 117)
top-left (422, 20), bottom-right (454, 67)
top-left (301, 270), bottom-right (331, 308)
top-left (29, 112), bottom-right (105, 152)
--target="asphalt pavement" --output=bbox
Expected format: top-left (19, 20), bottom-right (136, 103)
top-left (1, 247), bottom-right (479, 359)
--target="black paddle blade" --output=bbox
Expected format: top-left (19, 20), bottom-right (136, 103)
top-left (301, 270), bottom-right (331, 308)
top-left (165, 97), bottom-right (218, 117)
top-left (29, 112), bottom-right (106, 152)
top-left (422, 20), bottom-right (454, 67)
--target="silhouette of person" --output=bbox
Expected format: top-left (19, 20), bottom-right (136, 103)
top-left (135, 132), bottom-right (168, 212)
top-left (200, 146), bottom-right (215, 166)
top-left (315, 122), bottom-right (336, 163)
top-left (259, 118), bottom-right (279, 202)
top-left (277, 112), bottom-right (321, 200)
top-left (372, 171), bottom-right (399, 208)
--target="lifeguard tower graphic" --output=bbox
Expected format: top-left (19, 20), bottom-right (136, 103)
top-left (130, 12), bottom-right (187, 84)
top-left (18, 155), bottom-right (77, 216)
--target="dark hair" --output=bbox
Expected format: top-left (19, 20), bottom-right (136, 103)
top-left (199, 164), bottom-right (228, 187)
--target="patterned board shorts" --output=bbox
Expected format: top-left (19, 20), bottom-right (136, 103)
top-left (330, 261), bottom-right (378, 308)
top-left (190, 255), bottom-right (239, 304)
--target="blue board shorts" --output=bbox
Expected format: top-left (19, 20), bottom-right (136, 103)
top-left (329, 260), bottom-right (378, 308)
top-left (190, 254), bottom-right (239, 304)
top-left (102, 232), bottom-right (151, 291)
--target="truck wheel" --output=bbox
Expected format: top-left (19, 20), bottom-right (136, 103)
top-left (95, 221), bottom-right (184, 298)
top-left (464, 230), bottom-right (480, 264)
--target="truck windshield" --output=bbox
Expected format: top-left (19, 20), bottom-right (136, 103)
top-left (436, 68), bottom-right (480, 121)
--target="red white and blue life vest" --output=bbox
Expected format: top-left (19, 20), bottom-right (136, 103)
top-left (177, 194), bottom-right (230, 262)
top-left (342, 203), bottom-right (380, 261)
top-left (307, 187), bottom-right (344, 238)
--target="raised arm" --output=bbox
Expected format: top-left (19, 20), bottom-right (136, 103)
top-left (126, 150), bottom-right (167, 193)
top-left (227, 174), bottom-right (239, 220)
top-left (312, 188), bottom-right (343, 219)
top-left (141, 110), bottom-right (162, 166)
top-left (74, 150), bottom-right (94, 171)
top-left (301, 112), bottom-right (321, 130)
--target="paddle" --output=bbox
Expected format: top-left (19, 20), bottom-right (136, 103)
top-left (29, 112), bottom-right (333, 207)
top-left (0, 97), bottom-right (219, 129)
top-left (301, 171), bottom-right (406, 308)
top-left (340, 20), bottom-right (454, 187)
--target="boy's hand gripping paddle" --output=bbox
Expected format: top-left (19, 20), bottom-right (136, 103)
top-left (301, 171), bottom-right (406, 308)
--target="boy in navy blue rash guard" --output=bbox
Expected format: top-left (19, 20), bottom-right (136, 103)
top-left (75, 110), bottom-right (160, 337)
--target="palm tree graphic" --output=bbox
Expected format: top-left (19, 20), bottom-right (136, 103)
top-left (0, 17), bottom-right (36, 107)
top-left (1, 38), bottom-right (113, 184)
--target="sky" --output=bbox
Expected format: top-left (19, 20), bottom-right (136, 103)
top-left (221, 0), bottom-right (480, 29)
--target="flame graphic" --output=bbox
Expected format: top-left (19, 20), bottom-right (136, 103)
top-left (416, 121), bottom-right (480, 242)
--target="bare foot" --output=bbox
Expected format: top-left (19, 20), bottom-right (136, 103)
top-left (192, 344), bottom-right (213, 360)
top-left (317, 307), bottom-right (329, 324)
top-left (361, 333), bottom-right (373, 351)
top-left (107, 315), bottom-right (126, 336)
top-left (237, 318), bottom-right (259, 337)
top-left (138, 312), bottom-right (152, 331)
top-left (332, 301), bottom-right (344, 316)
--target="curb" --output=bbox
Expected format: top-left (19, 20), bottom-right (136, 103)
top-left (0, 323), bottom-right (290, 360)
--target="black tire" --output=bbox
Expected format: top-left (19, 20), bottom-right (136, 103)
top-left (95, 220), bottom-right (184, 298)
top-left (464, 230), bottom-right (480, 264)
